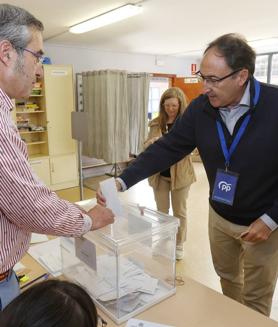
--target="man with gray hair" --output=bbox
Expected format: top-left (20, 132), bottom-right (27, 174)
top-left (0, 4), bottom-right (114, 310)
top-left (98, 33), bottom-right (278, 316)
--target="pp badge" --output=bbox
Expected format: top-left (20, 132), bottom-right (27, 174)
top-left (212, 169), bottom-right (239, 206)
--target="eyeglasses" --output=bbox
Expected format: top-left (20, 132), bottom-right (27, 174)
top-left (98, 314), bottom-right (107, 327)
top-left (195, 69), bottom-right (242, 85)
top-left (19, 47), bottom-right (45, 64)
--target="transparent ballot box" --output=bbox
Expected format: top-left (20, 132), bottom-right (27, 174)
top-left (61, 204), bottom-right (179, 324)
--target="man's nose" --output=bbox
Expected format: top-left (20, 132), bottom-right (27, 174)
top-left (36, 64), bottom-right (44, 79)
top-left (202, 80), bottom-right (211, 94)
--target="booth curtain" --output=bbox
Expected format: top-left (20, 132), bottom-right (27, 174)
top-left (81, 70), bottom-right (150, 162)
top-left (127, 73), bottom-right (150, 155)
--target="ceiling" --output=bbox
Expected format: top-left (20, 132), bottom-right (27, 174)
top-left (6, 0), bottom-right (278, 57)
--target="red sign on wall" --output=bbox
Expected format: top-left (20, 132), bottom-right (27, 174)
top-left (191, 64), bottom-right (197, 75)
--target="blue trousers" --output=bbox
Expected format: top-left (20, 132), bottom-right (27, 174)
top-left (0, 271), bottom-right (20, 310)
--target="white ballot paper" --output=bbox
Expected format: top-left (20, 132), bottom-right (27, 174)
top-left (100, 178), bottom-right (124, 217)
top-left (126, 319), bottom-right (175, 327)
top-left (31, 233), bottom-right (49, 244)
top-left (28, 238), bottom-right (62, 277)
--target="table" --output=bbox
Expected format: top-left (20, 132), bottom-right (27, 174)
top-left (20, 254), bottom-right (278, 327)
top-left (100, 275), bottom-right (278, 327)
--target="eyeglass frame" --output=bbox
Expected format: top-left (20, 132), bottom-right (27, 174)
top-left (98, 314), bottom-right (108, 327)
top-left (194, 68), bottom-right (243, 85)
top-left (18, 47), bottom-right (45, 64)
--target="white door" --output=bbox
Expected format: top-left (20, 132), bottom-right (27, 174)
top-left (44, 65), bottom-right (76, 156)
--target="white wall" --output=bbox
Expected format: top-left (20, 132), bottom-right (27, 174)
top-left (44, 43), bottom-right (201, 76)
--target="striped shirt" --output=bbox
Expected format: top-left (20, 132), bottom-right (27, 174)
top-left (0, 88), bottom-right (90, 273)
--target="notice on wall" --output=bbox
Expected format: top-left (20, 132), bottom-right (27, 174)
top-left (51, 70), bottom-right (68, 76)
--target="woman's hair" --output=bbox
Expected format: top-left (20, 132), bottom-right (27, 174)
top-left (158, 87), bottom-right (188, 133)
top-left (0, 280), bottom-right (98, 327)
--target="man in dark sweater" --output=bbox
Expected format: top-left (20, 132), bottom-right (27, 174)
top-left (98, 33), bottom-right (278, 316)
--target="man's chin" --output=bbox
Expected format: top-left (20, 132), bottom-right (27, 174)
top-left (18, 89), bottom-right (33, 99)
top-left (20, 93), bottom-right (31, 99)
top-left (208, 97), bottom-right (221, 108)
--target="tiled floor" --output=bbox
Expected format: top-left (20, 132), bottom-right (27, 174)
top-left (56, 162), bottom-right (278, 321)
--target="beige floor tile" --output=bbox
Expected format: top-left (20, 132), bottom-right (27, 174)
top-left (55, 186), bottom-right (95, 202)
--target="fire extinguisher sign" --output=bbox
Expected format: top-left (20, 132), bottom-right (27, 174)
top-left (191, 64), bottom-right (197, 75)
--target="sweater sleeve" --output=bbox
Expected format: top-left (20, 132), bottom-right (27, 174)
top-left (119, 103), bottom-right (197, 189)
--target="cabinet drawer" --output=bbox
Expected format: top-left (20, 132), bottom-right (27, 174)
top-left (29, 157), bottom-right (51, 186)
top-left (50, 154), bottom-right (78, 185)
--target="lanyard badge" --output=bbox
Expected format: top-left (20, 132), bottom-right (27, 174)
top-left (212, 79), bottom-right (260, 206)
top-left (212, 116), bottom-right (249, 206)
top-left (211, 114), bottom-right (248, 206)
top-left (212, 169), bottom-right (239, 205)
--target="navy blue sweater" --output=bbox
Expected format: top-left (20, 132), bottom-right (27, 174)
top-left (120, 78), bottom-right (278, 225)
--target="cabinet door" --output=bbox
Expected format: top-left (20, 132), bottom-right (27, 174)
top-left (43, 65), bottom-right (76, 156)
top-left (29, 157), bottom-right (51, 186)
top-left (50, 154), bottom-right (78, 186)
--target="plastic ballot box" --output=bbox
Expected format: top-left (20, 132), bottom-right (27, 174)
top-left (61, 203), bottom-right (179, 324)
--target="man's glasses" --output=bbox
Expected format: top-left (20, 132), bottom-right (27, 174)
top-left (195, 69), bottom-right (242, 85)
top-left (98, 314), bottom-right (107, 327)
top-left (19, 47), bottom-right (45, 64)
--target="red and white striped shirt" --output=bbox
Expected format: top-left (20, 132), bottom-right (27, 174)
top-left (0, 88), bottom-right (89, 273)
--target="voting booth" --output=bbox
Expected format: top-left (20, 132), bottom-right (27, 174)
top-left (61, 203), bottom-right (179, 324)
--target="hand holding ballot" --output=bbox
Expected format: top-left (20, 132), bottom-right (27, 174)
top-left (97, 178), bottom-right (122, 205)
top-left (96, 178), bottom-right (124, 217)
top-left (87, 204), bottom-right (115, 230)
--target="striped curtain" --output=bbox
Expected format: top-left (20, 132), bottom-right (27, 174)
top-left (81, 70), bottom-right (150, 162)
top-left (82, 70), bottom-right (129, 163)
top-left (127, 73), bottom-right (150, 155)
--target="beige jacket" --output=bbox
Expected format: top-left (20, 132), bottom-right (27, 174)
top-left (144, 117), bottom-right (196, 191)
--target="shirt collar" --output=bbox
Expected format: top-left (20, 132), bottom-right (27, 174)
top-left (0, 87), bottom-right (14, 111)
top-left (220, 82), bottom-right (250, 111)
top-left (239, 81), bottom-right (250, 107)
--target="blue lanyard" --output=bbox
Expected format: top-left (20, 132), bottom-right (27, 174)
top-left (216, 115), bottom-right (250, 169)
top-left (216, 79), bottom-right (260, 169)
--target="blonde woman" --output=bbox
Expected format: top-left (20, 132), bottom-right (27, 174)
top-left (144, 87), bottom-right (196, 260)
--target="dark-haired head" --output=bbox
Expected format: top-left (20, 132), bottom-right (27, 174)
top-left (204, 33), bottom-right (256, 79)
top-left (0, 280), bottom-right (98, 327)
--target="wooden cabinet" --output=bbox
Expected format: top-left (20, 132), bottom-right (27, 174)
top-left (15, 83), bottom-right (49, 157)
top-left (44, 65), bottom-right (76, 156)
top-left (14, 65), bottom-right (78, 190)
top-left (44, 65), bottom-right (78, 190)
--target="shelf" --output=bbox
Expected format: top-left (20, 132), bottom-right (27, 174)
top-left (29, 94), bottom-right (44, 97)
top-left (16, 111), bottom-right (45, 114)
top-left (26, 141), bottom-right (47, 146)
top-left (29, 154), bottom-right (49, 159)
top-left (19, 131), bottom-right (47, 134)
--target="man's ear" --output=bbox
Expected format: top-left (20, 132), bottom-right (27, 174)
top-left (0, 40), bottom-right (13, 65)
top-left (238, 69), bottom-right (249, 86)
